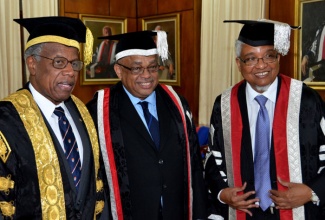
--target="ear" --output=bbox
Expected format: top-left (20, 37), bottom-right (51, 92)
top-left (26, 56), bottom-right (36, 76)
top-left (235, 58), bottom-right (242, 72)
top-left (114, 64), bottom-right (123, 79)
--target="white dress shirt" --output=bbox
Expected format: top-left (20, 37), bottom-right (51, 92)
top-left (29, 84), bottom-right (83, 165)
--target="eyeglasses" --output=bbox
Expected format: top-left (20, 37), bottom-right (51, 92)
top-left (116, 62), bottom-right (159, 75)
top-left (238, 52), bottom-right (278, 66)
top-left (33, 54), bottom-right (84, 71)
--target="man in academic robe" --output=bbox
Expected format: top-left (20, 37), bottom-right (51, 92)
top-left (87, 31), bottom-right (208, 220)
top-left (204, 20), bottom-right (325, 220)
top-left (0, 16), bottom-right (108, 219)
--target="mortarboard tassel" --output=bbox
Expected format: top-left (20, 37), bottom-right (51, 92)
top-left (155, 30), bottom-right (169, 62)
top-left (84, 27), bottom-right (94, 66)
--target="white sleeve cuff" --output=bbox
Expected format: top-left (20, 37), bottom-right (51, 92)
top-left (217, 189), bottom-right (226, 204)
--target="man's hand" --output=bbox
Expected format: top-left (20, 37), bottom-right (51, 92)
top-left (220, 182), bottom-right (259, 216)
top-left (301, 55), bottom-right (309, 76)
top-left (270, 177), bottom-right (312, 209)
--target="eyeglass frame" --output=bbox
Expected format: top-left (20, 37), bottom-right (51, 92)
top-left (32, 54), bottom-right (84, 71)
top-left (116, 62), bottom-right (160, 75)
top-left (237, 52), bottom-right (279, 66)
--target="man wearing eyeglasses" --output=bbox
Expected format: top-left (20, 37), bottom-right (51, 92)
top-left (204, 20), bottom-right (325, 220)
top-left (0, 17), bottom-right (109, 219)
top-left (87, 31), bottom-right (208, 220)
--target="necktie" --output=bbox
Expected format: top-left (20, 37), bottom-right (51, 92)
top-left (139, 101), bottom-right (160, 149)
top-left (54, 107), bottom-right (81, 191)
top-left (254, 95), bottom-right (272, 211)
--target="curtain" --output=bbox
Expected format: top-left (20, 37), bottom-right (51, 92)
top-left (0, 0), bottom-right (58, 99)
top-left (199, 0), bottom-right (268, 126)
top-left (0, 0), bottom-right (21, 99)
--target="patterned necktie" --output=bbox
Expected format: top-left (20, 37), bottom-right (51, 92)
top-left (139, 101), bottom-right (160, 149)
top-left (54, 107), bottom-right (81, 191)
top-left (254, 95), bottom-right (272, 211)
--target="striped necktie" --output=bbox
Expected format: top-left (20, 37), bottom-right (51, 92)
top-left (254, 95), bottom-right (272, 211)
top-left (54, 107), bottom-right (81, 191)
top-left (139, 101), bottom-right (160, 149)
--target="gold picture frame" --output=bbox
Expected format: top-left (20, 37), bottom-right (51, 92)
top-left (142, 13), bottom-right (180, 86)
top-left (79, 14), bottom-right (127, 85)
top-left (296, 0), bottom-right (325, 89)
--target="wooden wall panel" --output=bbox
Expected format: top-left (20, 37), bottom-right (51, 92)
top-left (137, 0), bottom-right (158, 18)
top-left (63, 0), bottom-right (110, 15)
top-left (137, 0), bottom-right (193, 18)
top-left (110, 0), bottom-right (137, 17)
top-left (126, 18), bottom-right (138, 32)
top-left (158, 0), bottom-right (193, 14)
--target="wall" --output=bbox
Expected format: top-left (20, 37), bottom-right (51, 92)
top-left (59, 0), bottom-right (202, 124)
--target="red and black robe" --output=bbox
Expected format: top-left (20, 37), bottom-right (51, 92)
top-left (205, 74), bottom-right (325, 220)
top-left (87, 82), bottom-right (207, 220)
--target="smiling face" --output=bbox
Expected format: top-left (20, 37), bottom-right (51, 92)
top-left (27, 42), bottom-right (80, 105)
top-left (236, 43), bottom-right (280, 93)
top-left (114, 55), bottom-right (159, 100)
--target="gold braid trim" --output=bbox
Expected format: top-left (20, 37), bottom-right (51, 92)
top-left (0, 201), bottom-right (15, 218)
top-left (3, 90), bottom-right (66, 220)
top-left (0, 131), bottom-right (11, 163)
top-left (25, 36), bottom-right (80, 51)
top-left (84, 28), bottom-right (94, 66)
top-left (0, 175), bottom-right (14, 195)
top-left (70, 96), bottom-right (101, 219)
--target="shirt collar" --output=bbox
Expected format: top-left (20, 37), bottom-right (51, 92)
top-left (29, 83), bottom-right (64, 119)
top-left (123, 86), bottom-right (157, 107)
top-left (246, 77), bottom-right (278, 104)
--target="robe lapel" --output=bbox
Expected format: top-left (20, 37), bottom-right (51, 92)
top-left (156, 90), bottom-right (173, 152)
top-left (119, 90), bottom-right (157, 150)
top-left (237, 83), bottom-right (255, 192)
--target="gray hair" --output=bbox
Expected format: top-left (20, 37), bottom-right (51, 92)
top-left (24, 43), bottom-right (44, 62)
top-left (235, 40), bottom-right (244, 57)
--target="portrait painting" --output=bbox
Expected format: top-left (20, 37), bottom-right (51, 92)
top-left (142, 13), bottom-right (180, 86)
top-left (298, 0), bottom-right (325, 88)
top-left (80, 14), bottom-right (127, 85)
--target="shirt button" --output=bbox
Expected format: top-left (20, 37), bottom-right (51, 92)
top-left (163, 184), bottom-right (167, 189)
top-left (158, 159), bottom-right (164, 164)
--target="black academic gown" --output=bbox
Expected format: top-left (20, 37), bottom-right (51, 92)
top-left (205, 75), bottom-right (325, 220)
top-left (0, 84), bottom-right (107, 219)
top-left (87, 82), bottom-right (208, 220)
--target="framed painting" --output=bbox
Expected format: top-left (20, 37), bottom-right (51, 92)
top-left (297, 0), bottom-right (325, 89)
top-left (79, 14), bottom-right (127, 85)
top-left (142, 13), bottom-right (180, 86)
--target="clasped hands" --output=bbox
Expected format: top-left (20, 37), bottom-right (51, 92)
top-left (219, 177), bottom-right (312, 216)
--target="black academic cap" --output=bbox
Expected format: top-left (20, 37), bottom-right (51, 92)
top-left (14, 16), bottom-right (94, 65)
top-left (99, 30), bottom-right (169, 61)
top-left (224, 19), bottom-right (301, 55)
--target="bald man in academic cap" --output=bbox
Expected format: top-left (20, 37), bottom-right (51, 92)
top-left (0, 16), bottom-right (108, 219)
top-left (204, 20), bottom-right (325, 220)
top-left (86, 31), bottom-right (208, 220)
